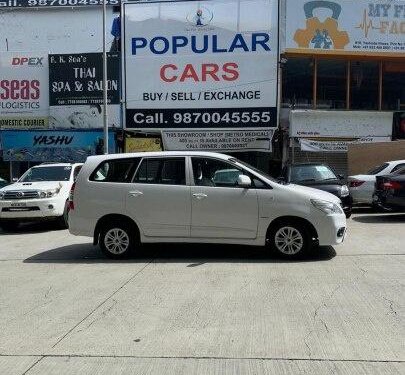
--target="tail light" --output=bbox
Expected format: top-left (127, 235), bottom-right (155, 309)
top-left (383, 181), bottom-right (401, 190)
top-left (349, 180), bottom-right (365, 188)
top-left (69, 182), bottom-right (76, 210)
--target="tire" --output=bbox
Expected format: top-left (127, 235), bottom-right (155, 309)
top-left (267, 221), bottom-right (310, 259)
top-left (99, 221), bottom-right (137, 259)
top-left (57, 201), bottom-right (69, 229)
top-left (0, 221), bottom-right (20, 232)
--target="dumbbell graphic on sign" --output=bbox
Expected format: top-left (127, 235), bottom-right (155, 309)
top-left (294, 1), bottom-right (349, 50)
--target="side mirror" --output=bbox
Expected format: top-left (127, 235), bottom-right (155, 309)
top-left (277, 176), bottom-right (286, 183)
top-left (237, 175), bottom-right (252, 188)
top-left (337, 174), bottom-right (344, 180)
top-left (12, 178), bottom-right (18, 182)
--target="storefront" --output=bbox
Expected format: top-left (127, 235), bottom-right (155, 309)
top-left (282, 0), bottom-right (405, 174)
top-left (1, 130), bottom-right (116, 179)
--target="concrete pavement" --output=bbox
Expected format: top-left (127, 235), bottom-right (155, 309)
top-left (0, 210), bottom-right (404, 374)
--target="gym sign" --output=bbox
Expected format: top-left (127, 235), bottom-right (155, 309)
top-left (285, 0), bottom-right (405, 56)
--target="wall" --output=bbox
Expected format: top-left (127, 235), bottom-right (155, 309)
top-left (0, 8), bottom-right (116, 53)
top-left (348, 141), bottom-right (405, 175)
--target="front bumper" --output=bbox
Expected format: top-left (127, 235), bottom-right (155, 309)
top-left (0, 197), bottom-right (65, 221)
top-left (311, 213), bottom-right (347, 246)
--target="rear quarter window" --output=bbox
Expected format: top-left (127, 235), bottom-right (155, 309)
top-left (90, 158), bottom-right (141, 183)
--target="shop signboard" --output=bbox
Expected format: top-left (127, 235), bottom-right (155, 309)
top-left (0, 0), bottom-right (119, 8)
top-left (0, 52), bottom-right (49, 130)
top-left (299, 137), bottom-right (391, 153)
top-left (289, 110), bottom-right (393, 138)
top-left (125, 137), bottom-right (162, 153)
top-left (123, 0), bottom-right (279, 133)
top-left (48, 53), bottom-right (120, 129)
top-left (1, 130), bottom-right (115, 162)
top-left (285, 0), bottom-right (405, 56)
top-left (162, 129), bottom-right (274, 152)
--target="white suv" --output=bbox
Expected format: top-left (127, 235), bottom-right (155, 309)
top-left (0, 163), bottom-right (82, 231)
top-left (69, 152), bottom-right (347, 259)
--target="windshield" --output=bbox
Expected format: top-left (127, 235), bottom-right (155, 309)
top-left (19, 166), bottom-right (72, 182)
top-left (367, 163), bottom-right (389, 175)
top-left (290, 165), bottom-right (337, 183)
top-left (229, 158), bottom-right (278, 183)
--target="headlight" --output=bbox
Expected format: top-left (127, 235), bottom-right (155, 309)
top-left (340, 185), bottom-right (350, 197)
top-left (39, 189), bottom-right (60, 199)
top-left (311, 199), bottom-right (343, 215)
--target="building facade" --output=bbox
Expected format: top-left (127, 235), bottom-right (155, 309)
top-left (0, 0), bottom-right (404, 179)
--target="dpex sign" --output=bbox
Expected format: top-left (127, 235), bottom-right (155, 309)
top-left (11, 57), bottom-right (44, 66)
top-left (0, 52), bottom-right (49, 130)
top-left (123, 0), bottom-right (279, 130)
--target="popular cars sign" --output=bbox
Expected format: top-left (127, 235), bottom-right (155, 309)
top-left (122, 0), bottom-right (279, 131)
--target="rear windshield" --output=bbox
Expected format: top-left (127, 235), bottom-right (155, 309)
top-left (367, 163), bottom-right (389, 175)
top-left (290, 165), bottom-right (337, 183)
top-left (19, 166), bottom-right (72, 182)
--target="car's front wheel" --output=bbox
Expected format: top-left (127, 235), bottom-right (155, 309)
top-left (99, 221), bottom-right (137, 259)
top-left (268, 222), bottom-right (310, 259)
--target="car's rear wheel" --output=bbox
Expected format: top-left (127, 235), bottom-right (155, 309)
top-left (99, 221), bottom-right (137, 259)
top-left (0, 221), bottom-right (20, 232)
top-left (268, 222), bottom-right (310, 259)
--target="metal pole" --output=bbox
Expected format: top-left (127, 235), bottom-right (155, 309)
top-left (102, 2), bottom-right (109, 154)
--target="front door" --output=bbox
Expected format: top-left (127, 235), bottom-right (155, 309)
top-left (190, 157), bottom-right (259, 239)
top-left (126, 157), bottom-right (190, 238)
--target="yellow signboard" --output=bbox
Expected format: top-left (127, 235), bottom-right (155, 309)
top-left (125, 137), bottom-right (162, 153)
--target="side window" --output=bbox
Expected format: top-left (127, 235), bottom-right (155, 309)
top-left (134, 158), bottom-right (186, 185)
top-left (90, 158), bottom-right (140, 183)
top-left (391, 164), bottom-right (405, 173)
top-left (192, 158), bottom-right (245, 187)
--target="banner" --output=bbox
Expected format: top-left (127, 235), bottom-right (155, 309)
top-left (0, 0), bottom-right (119, 8)
top-left (0, 52), bottom-right (49, 129)
top-left (123, 0), bottom-right (279, 130)
top-left (125, 137), bottom-right (162, 153)
top-left (162, 129), bottom-right (274, 152)
top-left (49, 53), bottom-right (120, 129)
top-left (289, 110), bottom-right (393, 138)
top-left (1, 130), bottom-right (115, 162)
top-left (286, 0), bottom-right (405, 56)
top-left (299, 137), bottom-right (391, 152)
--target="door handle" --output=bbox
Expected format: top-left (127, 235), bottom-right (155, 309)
top-left (129, 190), bottom-right (143, 197)
top-left (193, 193), bottom-right (208, 200)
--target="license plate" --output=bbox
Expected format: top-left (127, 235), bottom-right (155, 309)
top-left (11, 202), bottom-right (27, 207)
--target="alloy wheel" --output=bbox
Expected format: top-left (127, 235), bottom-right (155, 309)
top-left (104, 228), bottom-right (130, 255)
top-left (274, 226), bottom-right (304, 255)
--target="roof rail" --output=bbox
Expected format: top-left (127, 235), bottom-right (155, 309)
top-left (38, 162), bottom-right (71, 165)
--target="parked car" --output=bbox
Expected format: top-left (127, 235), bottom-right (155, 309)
top-left (279, 163), bottom-right (352, 218)
top-left (373, 167), bottom-right (405, 211)
top-left (0, 163), bottom-right (82, 231)
top-left (69, 152), bottom-right (347, 259)
top-left (0, 177), bottom-right (8, 189)
top-left (348, 160), bottom-right (405, 205)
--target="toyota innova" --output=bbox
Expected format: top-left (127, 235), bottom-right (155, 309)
top-left (69, 152), bottom-right (347, 259)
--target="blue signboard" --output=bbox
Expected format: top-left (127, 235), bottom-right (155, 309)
top-left (1, 130), bottom-right (116, 162)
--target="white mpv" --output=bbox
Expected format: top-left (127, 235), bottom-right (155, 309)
top-left (69, 152), bottom-right (347, 259)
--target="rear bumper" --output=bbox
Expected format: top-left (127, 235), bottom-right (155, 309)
top-left (350, 189), bottom-right (373, 204)
top-left (68, 211), bottom-right (95, 238)
top-left (373, 192), bottom-right (405, 211)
